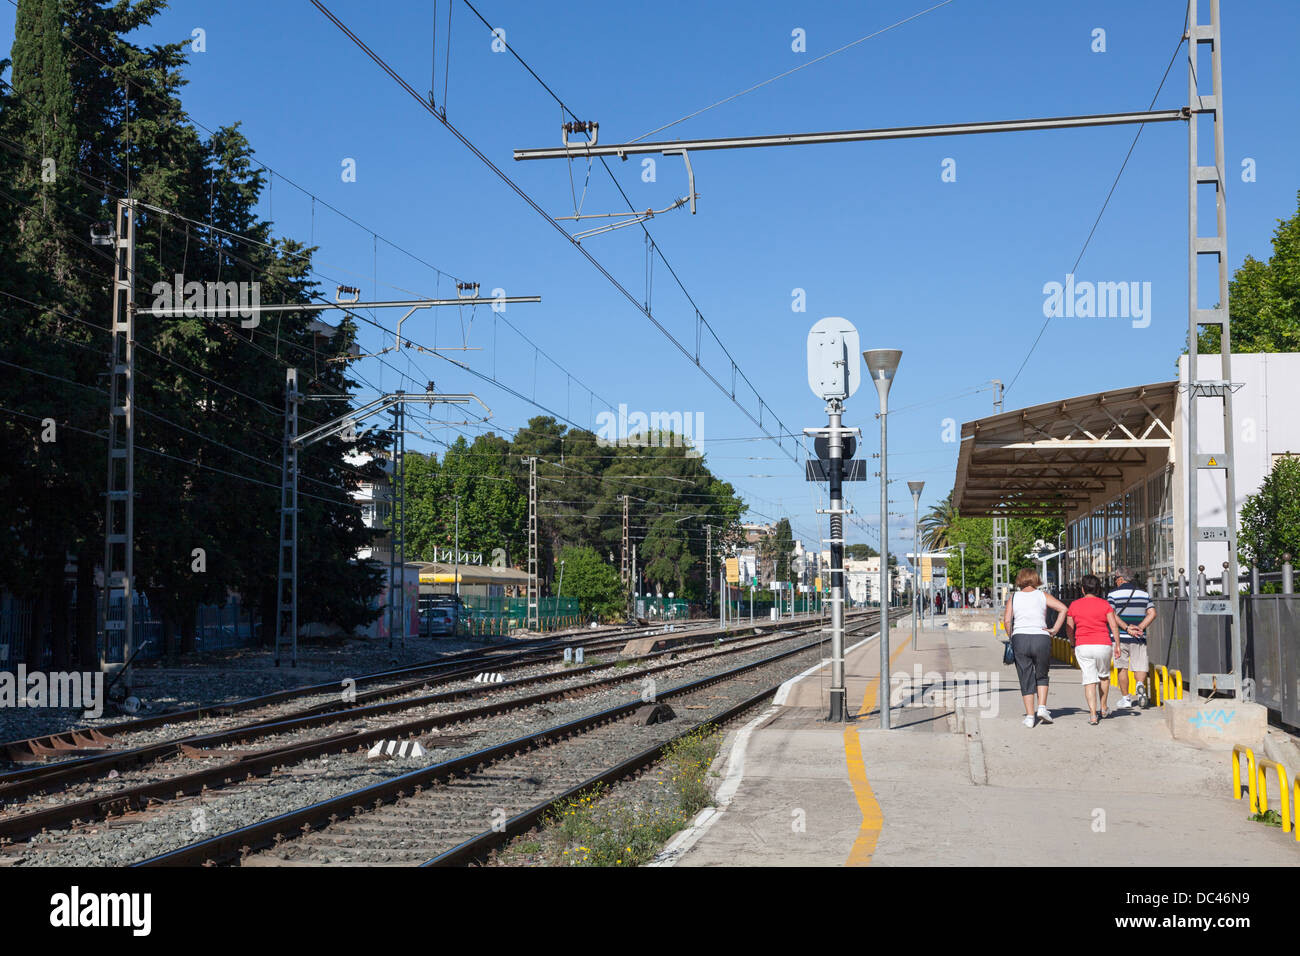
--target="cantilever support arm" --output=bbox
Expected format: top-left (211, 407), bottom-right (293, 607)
top-left (294, 392), bottom-right (481, 448)
top-left (514, 109), bottom-right (1189, 161)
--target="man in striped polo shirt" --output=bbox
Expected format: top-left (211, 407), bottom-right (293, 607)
top-left (1108, 568), bottom-right (1157, 709)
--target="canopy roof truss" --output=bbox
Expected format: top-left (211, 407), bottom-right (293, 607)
top-left (953, 382), bottom-right (1177, 518)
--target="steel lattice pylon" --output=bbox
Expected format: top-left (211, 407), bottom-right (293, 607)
top-left (1184, 0), bottom-right (1242, 695)
top-left (103, 198), bottom-right (137, 686)
top-left (525, 456), bottom-right (538, 630)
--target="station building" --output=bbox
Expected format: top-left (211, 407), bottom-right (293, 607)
top-left (953, 352), bottom-right (1300, 593)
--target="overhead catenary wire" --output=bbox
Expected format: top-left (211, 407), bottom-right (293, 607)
top-left (1003, 16), bottom-right (1189, 397)
top-left (312, 0), bottom-right (803, 464)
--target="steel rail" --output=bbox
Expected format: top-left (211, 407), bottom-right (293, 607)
top-left (0, 615), bottom-right (860, 842)
top-left (0, 614), bottom-right (812, 791)
top-left (134, 613), bottom-right (885, 866)
top-left (0, 618), bottom-right (714, 766)
top-left (423, 615), bottom-right (901, 865)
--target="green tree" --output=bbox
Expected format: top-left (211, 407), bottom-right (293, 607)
top-left (919, 492), bottom-right (958, 552)
top-left (945, 514), bottom-right (1064, 590)
top-left (1239, 458), bottom-right (1300, 586)
top-left (845, 543), bottom-right (879, 561)
top-left (555, 545), bottom-right (623, 620)
top-left (771, 518), bottom-right (795, 581)
top-left (1197, 192), bottom-right (1300, 354)
top-left (641, 515), bottom-right (694, 595)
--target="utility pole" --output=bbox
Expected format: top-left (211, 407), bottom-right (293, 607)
top-left (865, 349), bottom-right (902, 730)
top-left (909, 481), bottom-right (925, 652)
top-left (386, 391), bottom-right (407, 650)
top-left (524, 456), bottom-right (538, 631)
top-left (276, 369), bottom-right (301, 666)
top-left (101, 198), bottom-right (136, 688)
top-left (1183, 0), bottom-right (1242, 696)
top-left (274, 386), bottom-right (482, 666)
top-left (990, 380), bottom-right (1009, 606)
top-left (135, 283), bottom-right (530, 665)
top-left (706, 524), bottom-right (713, 612)
top-left (621, 494), bottom-right (631, 619)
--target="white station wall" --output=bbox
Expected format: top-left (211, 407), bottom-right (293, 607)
top-left (1175, 352), bottom-right (1300, 575)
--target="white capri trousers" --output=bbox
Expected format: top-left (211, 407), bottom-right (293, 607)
top-left (1074, 644), bottom-right (1114, 686)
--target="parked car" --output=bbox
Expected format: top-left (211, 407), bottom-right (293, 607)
top-left (423, 606), bottom-right (456, 637)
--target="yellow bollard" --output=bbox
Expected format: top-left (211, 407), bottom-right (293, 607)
top-left (1294, 775), bottom-right (1300, 843)
top-left (1154, 666), bottom-right (1168, 707)
top-left (1170, 669), bottom-right (1184, 699)
top-left (1232, 745), bottom-right (1258, 812)
top-left (1257, 760), bottom-right (1292, 833)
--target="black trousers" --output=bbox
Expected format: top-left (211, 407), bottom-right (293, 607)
top-left (1011, 632), bottom-right (1051, 696)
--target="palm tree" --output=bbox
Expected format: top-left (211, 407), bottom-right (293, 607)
top-left (918, 492), bottom-right (957, 552)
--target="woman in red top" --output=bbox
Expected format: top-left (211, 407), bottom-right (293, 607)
top-left (1065, 574), bottom-right (1123, 725)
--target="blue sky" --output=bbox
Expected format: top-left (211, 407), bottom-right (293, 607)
top-left (5, 0), bottom-right (1298, 558)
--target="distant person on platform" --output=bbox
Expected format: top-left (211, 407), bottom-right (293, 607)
top-left (1109, 568), bottom-right (1157, 708)
top-left (1003, 568), bottom-right (1069, 728)
top-left (951, 587), bottom-right (962, 609)
top-left (1065, 574), bottom-right (1123, 725)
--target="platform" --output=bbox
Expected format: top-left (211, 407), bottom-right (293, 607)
top-left (654, 618), bottom-right (1297, 867)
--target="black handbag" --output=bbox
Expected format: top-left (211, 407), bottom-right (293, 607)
top-left (1001, 591), bottom-right (1016, 665)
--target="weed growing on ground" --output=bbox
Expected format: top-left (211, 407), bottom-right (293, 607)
top-left (523, 725), bottom-right (721, 867)
top-left (1248, 809), bottom-right (1283, 827)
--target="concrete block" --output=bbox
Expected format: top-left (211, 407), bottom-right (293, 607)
top-left (947, 610), bottom-right (997, 632)
top-left (1164, 697), bottom-right (1267, 751)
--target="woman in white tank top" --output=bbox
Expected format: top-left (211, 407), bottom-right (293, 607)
top-left (1001, 568), bottom-right (1068, 728)
top-left (1011, 589), bottom-right (1049, 635)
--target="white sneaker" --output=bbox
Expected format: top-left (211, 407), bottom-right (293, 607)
top-left (1117, 695), bottom-right (1132, 708)
top-left (1022, 715), bottom-right (1035, 728)
top-left (1036, 706), bottom-right (1054, 724)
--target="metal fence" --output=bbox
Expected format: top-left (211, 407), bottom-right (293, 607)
top-left (1145, 595), bottom-right (1300, 729)
top-left (634, 597), bottom-right (690, 620)
top-left (454, 595), bottom-right (583, 637)
top-left (1, 594), bottom-right (258, 667)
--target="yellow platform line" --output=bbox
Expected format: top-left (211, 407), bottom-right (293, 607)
top-left (844, 633), bottom-right (912, 866)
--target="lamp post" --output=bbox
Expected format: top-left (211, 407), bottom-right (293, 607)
top-left (958, 542), bottom-right (967, 607)
top-left (865, 349), bottom-right (901, 730)
top-left (908, 481), bottom-right (924, 651)
top-left (557, 559), bottom-right (565, 599)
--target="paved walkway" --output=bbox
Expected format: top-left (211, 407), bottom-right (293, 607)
top-left (657, 618), bottom-right (1297, 866)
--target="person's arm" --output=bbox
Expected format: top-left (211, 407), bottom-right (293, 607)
top-left (1107, 610), bottom-right (1123, 650)
top-left (1131, 605), bottom-right (1156, 637)
top-left (1002, 596), bottom-right (1014, 635)
top-left (1045, 593), bottom-right (1068, 636)
top-left (1065, 614), bottom-right (1076, 639)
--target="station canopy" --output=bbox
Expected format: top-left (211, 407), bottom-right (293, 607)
top-left (411, 561), bottom-right (530, 587)
top-left (953, 381), bottom-right (1177, 518)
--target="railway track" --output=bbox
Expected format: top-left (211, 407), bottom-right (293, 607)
top-left (0, 614), bottom-right (820, 804)
top-left (129, 610), bottom-right (900, 867)
top-left (0, 611), bottom-right (872, 863)
top-left (0, 618), bottom-right (707, 766)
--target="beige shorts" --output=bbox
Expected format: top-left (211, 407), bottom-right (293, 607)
top-left (1074, 644), bottom-right (1114, 685)
top-left (1114, 639), bottom-right (1149, 673)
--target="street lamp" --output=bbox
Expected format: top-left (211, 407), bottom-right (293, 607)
top-left (864, 348), bottom-right (901, 730)
top-left (557, 559), bottom-right (566, 599)
top-left (908, 480), bottom-right (924, 651)
top-left (957, 542), bottom-right (967, 607)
